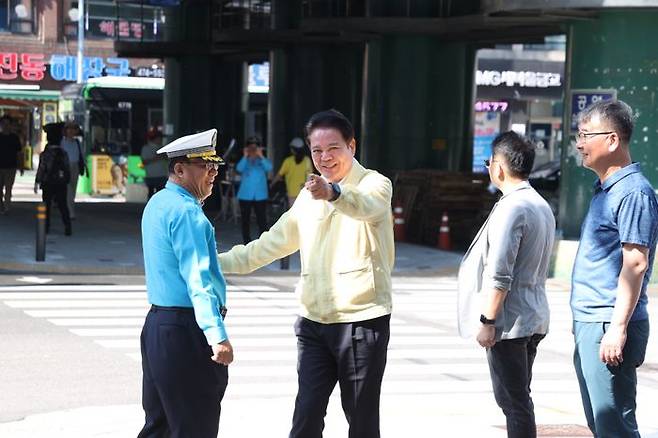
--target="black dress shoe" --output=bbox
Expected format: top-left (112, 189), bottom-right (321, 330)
top-left (65, 227), bottom-right (72, 236)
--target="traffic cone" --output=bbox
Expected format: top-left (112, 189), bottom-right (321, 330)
top-left (393, 204), bottom-right (406, 242)
top-left (438, 211), bottom-right (451, 250)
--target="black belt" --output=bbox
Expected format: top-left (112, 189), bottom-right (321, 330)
top-left (151, 304), bottom-right (227, 319)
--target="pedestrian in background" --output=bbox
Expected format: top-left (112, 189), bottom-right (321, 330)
top-left (141, 126), bottom-right (168, 199)
top-left (35, 122), bottom-right (72, 236)
top-left (111, 155), bottom-right (128, 195)
top-left (0, 115), bottom-right (23, 214)
top-left (571, 99), bottom-right (658, 437)
top-left (138, 128), bottom-right (232, 438)
top-left (458, 131), bottom-right (555, 438)
top-left (219, 109), bottom-right (394, 438)
top-left (235, 135), bottom-right (272, 244)
top-left (270, 137), bottom-right (314, 207)
top-left (60, 121), bottom-right (85, 219)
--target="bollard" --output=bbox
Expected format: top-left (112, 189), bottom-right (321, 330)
top-left (393, 204), bottom-right (406, 242)
top-left (437, 211), bottom-right (451, 251)
top-left (36, 203), bottom-right (46, 261)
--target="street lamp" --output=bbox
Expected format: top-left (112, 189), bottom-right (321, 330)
top-left (69, 1), bottom-right (86, 84)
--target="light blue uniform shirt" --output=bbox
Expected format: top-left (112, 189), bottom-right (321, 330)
top-left (141, 181), bottom-right (228, 344)
top-left (236, 156), bottom-right (272, 201)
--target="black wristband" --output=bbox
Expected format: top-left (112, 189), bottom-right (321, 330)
top-left (480, 314), bottom-right (496, 325)
top-left (329, 182), bottom-right (341, 202)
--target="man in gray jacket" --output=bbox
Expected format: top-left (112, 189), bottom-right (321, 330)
top-left (457, 131), bottom-right (555, 438)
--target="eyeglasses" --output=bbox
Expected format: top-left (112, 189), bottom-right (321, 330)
top-left (484, 159), bottom-right (498, 168)
top-left (574, 131), bottom-right (614, 143)
top-left (185, 161), bottom-right (220, 171)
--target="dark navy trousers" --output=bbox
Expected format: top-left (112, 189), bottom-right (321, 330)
top-left (138, 306), bottom-right (228, 438)
top-left (289, 314), bottom-right (390, 438)
top-left (486, 334), bottom-right (545, 438)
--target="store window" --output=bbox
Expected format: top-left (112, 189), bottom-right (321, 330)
top-left (0, 0), bottom-right (36, 34)
top-left (62, 0), bottom-right (166, 41)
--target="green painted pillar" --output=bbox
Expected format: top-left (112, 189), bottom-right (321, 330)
top-left (268, 48), bottom-right (290, 169)
top-left (162, 2), bottom-right (212, 140)
top-left (360, 40), bottom-right (383, 169)
top-left (560, 10), bottom-right (658, 238)
top-left (362, 36), bottom-right (473, 175)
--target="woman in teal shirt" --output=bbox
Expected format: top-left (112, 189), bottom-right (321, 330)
top-left (235, 135), bottom-right (273, 243)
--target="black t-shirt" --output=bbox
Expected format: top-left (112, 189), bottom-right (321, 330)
top-left (0, 133), bottom-right (21, 169)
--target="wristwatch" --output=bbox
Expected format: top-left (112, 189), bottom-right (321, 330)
top-left (329, 182), bottom-right (341, 202)
top-left (480, 314), bottom-right (496, 325)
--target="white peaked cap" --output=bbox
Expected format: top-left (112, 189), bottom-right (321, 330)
top-left (157, 128), bottom-right (223, 162)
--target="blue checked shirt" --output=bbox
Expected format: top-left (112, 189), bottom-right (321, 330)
top-left (571, 163), bottom-right (658, 323)
top-left (141, 181), bottom-right (228, 344)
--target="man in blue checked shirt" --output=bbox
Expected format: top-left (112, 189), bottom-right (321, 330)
top-left (571, 100), bottom-right (658, 438)
top-left (138, 128), bottom-right (232, 438)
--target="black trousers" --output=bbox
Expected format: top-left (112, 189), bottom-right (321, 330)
top-left (138, 306), bottom-right (228, 438)
top-left (290, 314), bottom-right (390, 438)
top-left (239, 200), bottom-right (267, 244)
top-left (42, 184), bottom-right (71, 232)
top-left (486, 334), bottom-right (545, 438)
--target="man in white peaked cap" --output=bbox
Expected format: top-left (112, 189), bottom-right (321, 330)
top-left (138, 128), bottom-right (233, 438)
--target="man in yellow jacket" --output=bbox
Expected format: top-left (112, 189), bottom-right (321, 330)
top-left (219, 109), bottom-right (394, 438)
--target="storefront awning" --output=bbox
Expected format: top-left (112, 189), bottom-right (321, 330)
top-left (0, 89), bottom-right (60, 101)
top-left (0, 98), bottom-right (32, 108)
top-left (85, 76), bottom-right (165, 91)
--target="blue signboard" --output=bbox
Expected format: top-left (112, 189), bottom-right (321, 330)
top-left (472, 112), bottom-right (500, 173)
top-left (570, 89), bottom-right (616, 132)
top-left (473, 134), bottom-right (496, 173)
top-left (248, 62), bottom-right (269, 93)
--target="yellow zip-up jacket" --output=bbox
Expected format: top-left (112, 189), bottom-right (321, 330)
top-left (218, 159), bottom-right (394, 323)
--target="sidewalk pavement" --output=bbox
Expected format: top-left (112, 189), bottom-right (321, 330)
top-left (0, 170), bottom-right (464, 276)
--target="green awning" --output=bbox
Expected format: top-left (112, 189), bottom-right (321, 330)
top-left (0, 89), bottom-right (61, 101)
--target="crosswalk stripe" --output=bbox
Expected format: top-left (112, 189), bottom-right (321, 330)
top-left (49, 318), bottom-right (145, 326)
top-left (190, 379), bottom-right (583, 397)
top-left (71, 328), bottom-right (140, 337)
top-left (0, 284), bottom-right (278, 292)
top-left (26, 309), bottom-right (148, 317)
top-left (5, 300), bottom-right (150, 308)
top-left (231, 335), bottom-right (474, 348)
top-left (8, 299), bottom-right (305, 309)
top-left (0, 285), bottom-right (148, 292)
top-left (208, 362), bottom-right (577, 378)
top-left (0, 292), bottom-right (147, 299)
top-left (95, 339), bottom-right (138, 349)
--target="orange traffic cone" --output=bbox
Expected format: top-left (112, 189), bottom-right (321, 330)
top-left (393, 204), bottom-right (406, 242)
top-left (438, 211), bottom-right (451, 250)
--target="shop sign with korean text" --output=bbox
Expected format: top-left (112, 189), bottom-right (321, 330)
top-left (570, 89), bottom-right (617, 133)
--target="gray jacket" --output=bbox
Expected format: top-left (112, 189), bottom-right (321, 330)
top-left (458, 181), bottom-right (555, 340)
